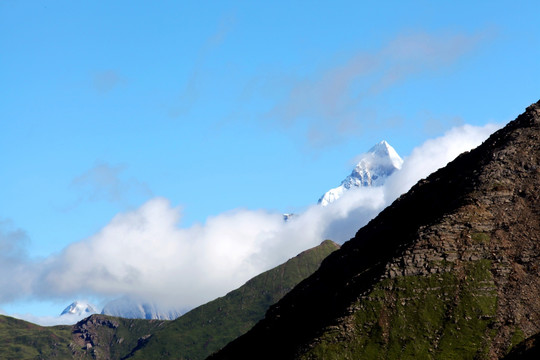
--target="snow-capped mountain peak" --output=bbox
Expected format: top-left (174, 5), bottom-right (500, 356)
top-left (60, 301), bottom-right (98, 317)
top-left (368, 140), bottom-right (403, 168)
top-left (101, 296), bottom-right (183, 320)
top-left (318, 140), bottom-right (403, 206)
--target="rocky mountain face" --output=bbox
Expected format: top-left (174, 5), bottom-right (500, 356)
top-left (69, 315), bottom-right (166, 359)
top-left (318, 140), bottom-right (403, 206)
top-left (208, 101), bottom-right (540, 360)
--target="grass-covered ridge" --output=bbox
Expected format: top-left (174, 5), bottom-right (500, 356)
top-left (0, 240), bottom-right (339, 360)
top-left (128, 240), bottom-right (340, 360)
top-left (0, 315), bottom-right (73, 359)
top-left (0, 314), bottom-right (167, 360)
top-left (300, 260), bottom-right (498, 360)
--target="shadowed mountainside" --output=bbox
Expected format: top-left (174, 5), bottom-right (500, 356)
top-left (208, 101), bottom-right (540, 360)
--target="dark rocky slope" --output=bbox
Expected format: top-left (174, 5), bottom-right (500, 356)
top-left (208, 100), bottom-right (540, 360)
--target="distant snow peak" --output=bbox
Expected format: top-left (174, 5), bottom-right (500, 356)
top-left (60, 301), bottom-right (98, 317)
top-left (102, 296), bottom-right (182, 320)
top-left (318, 140), bottom-right (403, 206)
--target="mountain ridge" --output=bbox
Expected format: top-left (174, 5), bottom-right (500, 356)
top-left (0, 240), bottom-right (339, 359)
top-left (208, 101), bottom-right (540, 360)
top-left (126, 239), bottom-right (340, 360)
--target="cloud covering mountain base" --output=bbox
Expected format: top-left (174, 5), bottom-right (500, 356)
top-left (0, 123), bottom-right (499, 324)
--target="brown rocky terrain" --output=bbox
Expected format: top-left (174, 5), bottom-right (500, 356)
top-left (208, 100), bottom-right (540, 360)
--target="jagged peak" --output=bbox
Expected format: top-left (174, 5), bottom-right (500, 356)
top-left (361, 140), bottom-right (403, 169)
top-left (368, 140), bottom-right (391, 153)
top-left (318, 140), bottom-right (403, 206)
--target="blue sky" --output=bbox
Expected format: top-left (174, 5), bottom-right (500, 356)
top-left (1, 1), bottom-right (539, 321)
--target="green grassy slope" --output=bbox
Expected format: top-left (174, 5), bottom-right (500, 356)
top-left (128, 240), bottom-right (340, 360)
top-left (0, 315), bottom-right (73, 360)
top-left (0, 314), bottom-right (167, 360)
top-left (0, 240), bottom-right (338, 360)
top-left (300, 260), bottom-right (498, 360)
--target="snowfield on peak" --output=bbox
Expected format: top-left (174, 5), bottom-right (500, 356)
top-left (318, 141), bottom-right (403, 206)
top-left (60, 301), bottom-right (98, 317)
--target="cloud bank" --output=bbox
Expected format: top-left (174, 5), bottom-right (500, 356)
top-left (1, 122), bottom-right (499, 323)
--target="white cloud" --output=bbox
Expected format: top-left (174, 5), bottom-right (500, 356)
top-left (0, 122), bottom-right (500, 322)
top-left (0, 221), bottom-right (36, 303)
top-left (383, 123), bottom-right (500, 202)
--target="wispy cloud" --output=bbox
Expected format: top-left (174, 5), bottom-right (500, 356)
top-left (168, 13), bottom-right (236, 118)
top-left (69, 162), bottom-right (152, 208)
top-left (266, 29), bottom-right (492, 147)
top-left (93, 70), bottom-right (126, 93)
top-left (0, 122), bottom-right (499, 320)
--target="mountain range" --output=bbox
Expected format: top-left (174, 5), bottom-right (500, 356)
top-left (0, 239), bottom-right (339, 359)
top-left (1, 100), bottom-right (539, 359)
top-left (57, 139), bottom-right (399, 322)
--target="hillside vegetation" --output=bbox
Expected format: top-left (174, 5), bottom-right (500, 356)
top-left (128, 239), bottom-right (340, 359)
top-left (0, 240), bottom-right (339, 360)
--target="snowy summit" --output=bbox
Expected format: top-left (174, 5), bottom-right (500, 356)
top-left (318, 141), bottom-right (403, 206)
top-left (60, 301), bottom-right (98, 317)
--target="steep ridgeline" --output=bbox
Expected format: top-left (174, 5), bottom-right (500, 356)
top-left (208, 100), bottom-right (540, 360)
top-left (318, 140), bottom-right (403, 206)
top-left (127, 240), bottom-right (340, 360)
top-left (0, 240), bottom-right (339, 360)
